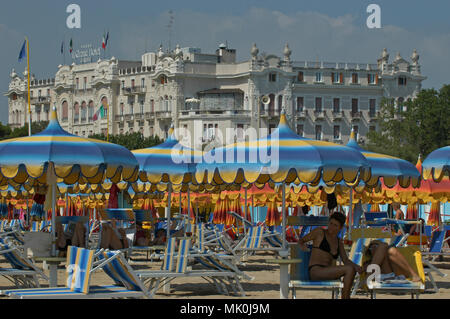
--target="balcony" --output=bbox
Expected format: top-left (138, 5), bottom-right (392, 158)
top-left (155, 110), bottom-right (172, 119)
top-left (115, 115), bottom-right (124, 122)
top-left (351, 111), bottom-right (362, 120)
top-left (296, 109), bottom-right (308, 118)
top-left (122, 86), bottom-right (146, 95)
top-left (178, 108), bottom-right (249, 119)
top-left (314, 110), bottom-right (326, 120)
top-left (144, 112), bottom-right (155, 119)
top-left (331, 110), bottom-right (345, 121)
top-left (31, 96), bottom-right (51, 105)
top-left (134, 113), bottom-right (144, 120)
top-left (124, 114), bottom-right (134, 122)
top-left (369, 111), bottom-right (379, 122)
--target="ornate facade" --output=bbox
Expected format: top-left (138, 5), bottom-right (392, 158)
top-left (6, 43), bottom-right (426, 149)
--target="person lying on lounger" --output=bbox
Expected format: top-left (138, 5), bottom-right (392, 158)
top-left (56, 221), bottom-right (87, 256)
top-left (362, 240), bottom-right (421, 282)
top-left (297, 211), bottom-right (362, 299)
top-left (99, 221), bottom-right (130, 250)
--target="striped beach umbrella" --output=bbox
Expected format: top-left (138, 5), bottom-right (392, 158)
top-left (422, 146), bottom-right (450, 182)
top-left (0, 107), bottom-right (139, 254)
top-left (346, 130), bottom-right (421, 188)
top-left (427, 202), bottom-right (441, 228)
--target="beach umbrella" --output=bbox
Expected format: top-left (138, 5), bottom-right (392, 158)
top-left (132, 125), bottom-right (203, 240)
top-left (422, 146), bottom-right (450, 182)
top-left (0, 107), bottom-right (139, 255)
top-left (406, 204), bottom-right (418, 220)
top-left (196, 111), bottom-right (371, 250)
top-left (346, 130), bottom-right (421, 189)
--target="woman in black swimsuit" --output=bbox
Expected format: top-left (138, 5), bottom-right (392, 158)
top-left (298, 212), bottom-right (362, 299)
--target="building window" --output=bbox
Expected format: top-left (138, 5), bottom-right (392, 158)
top-left (269, 73), bottom-right (277, 82)
top-left (315, 72), bottom-right (323, 83)
top-left (38, 90), bottom-right (41, 97)
top-left (368, 74), bottom-right (376, 84)
top-left (297, 97), bottom-right (304, 112)
top-left (74, 102), bottom-right (79, 123)
top-left (297, 124), bottom-right (304, 137)
top-left (352, 98), bottom-right (359, 113)
top-left (297, 71), bottom-right (304, 82)
top-left (131, 79), bottom-right (135, 88)
top-left (149, 126), bottom-right (154, 136)
top-left (121, 81), bottom-right (125, 89)
top-left (88, 101), bottom-right (94, 122)
top-left (352, 73), bottom-right (359, 84)
top-left (237, 124), bottom-right (244, 139)
top-left (332, 72), bottom-right (340, 84)
top-left (140, 101), bottom-right (144, 114)
top-left (398, 77), bottom-right (407, 86)
top-left (150, 99), bottom-right (154, 113)
top-left (315, 97), bottom-right (322, 112)
top-left (333, 98), bottom-right (340, 113)
top-left (333, 125), bottom-right (341, 140)
top-left (315, 125), bottom-right (322, 140)
top-left (130, 103), bottom-right (134, 115)
top-left (369, 99), bottom-right (376, 117)
top-left (83, 77), bottom-right (87, 90)
top-left (81, 101), bottom-right (87, 122)
top-left (141, 78), bottom-right (145, 88)
top-left (277, 95), bottom-right (283, 113)
top-left (76, 78), bottom-right (79, 90)
top-left (120, 103), bottom-right (124, 116)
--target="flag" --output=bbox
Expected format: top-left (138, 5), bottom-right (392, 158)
top-left (61, 41), bottom-right (64, 54)
top-left (69, 38), bottom-right (73, 53)
top-left (18, 40), bottom-right (27, 62)
top-left (102, 31), bottom-right (109, 49)
top-left (92, 105), bottom-right (105, 121)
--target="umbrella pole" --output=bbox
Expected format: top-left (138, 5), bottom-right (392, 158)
top-left (281, 183), bottom-right (287, 254)
top-left (349, 188), bottom-right (353, 241)
top-left (244, 187), bottom-right (247, 234)
top-left (51, 182), bottom-right (56, 256)
top-left (166, 184), bottom-right (172, 241)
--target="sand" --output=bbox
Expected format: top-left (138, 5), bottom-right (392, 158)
top-left (1, 250), bottom-right (449, 299)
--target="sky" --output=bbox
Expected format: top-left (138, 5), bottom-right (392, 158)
top-left (1, 0), bottom-right (449, 124)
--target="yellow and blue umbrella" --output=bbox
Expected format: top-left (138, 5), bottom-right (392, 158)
top-left (195, 112), bottom-right (371, 187)
top-left (0, 107), bottom-right (139, 254)
top-left (346, 131), bottom-right (421, 188)
top-left (422, 146), bottom-right (449, 182)
top-left (0, 107), bottom-right (139, 186)
top-left (132, 126), bottom-right (203, 187)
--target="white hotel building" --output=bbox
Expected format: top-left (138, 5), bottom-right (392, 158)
top-left (6, 43), bottom-right (425, 149)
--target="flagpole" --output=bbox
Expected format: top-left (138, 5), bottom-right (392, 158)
top-left (106, 102), bottom-right (109, 142)
top-left (26, 37), bottom-right (31, 137)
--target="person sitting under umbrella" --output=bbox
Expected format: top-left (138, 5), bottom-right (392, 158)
top-left (297, 212), bottom-right (362, 299)
top-left (99, 221), bottom-right (130, 250)
top-left (56, 221), bottom-right (87, 256)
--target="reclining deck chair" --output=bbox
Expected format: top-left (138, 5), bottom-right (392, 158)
top-left (136, 237), bottom-right (250, 297)
top-left (366, 246), bottom-right (425, 299)
top-left (0, 237), bottom-right (49, 288)
top-left (287, 215), bottom-right (343, 299)
top-left (2, 246), bottom-right (149, 299)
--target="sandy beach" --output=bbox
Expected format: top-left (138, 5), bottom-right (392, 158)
top-left (1, 250), bottom-right (449, 300)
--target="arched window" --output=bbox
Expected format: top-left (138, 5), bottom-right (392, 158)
top-left (81, 101), bottom-right (87, 122)
top-left (164, 95), bottom-right (169, 111)
top-left (62, 101), bottom-right (68, 122)
top-left (101, 97), bottom-right (108, 117)
top-left (88, 101), bottom-right (94, 122)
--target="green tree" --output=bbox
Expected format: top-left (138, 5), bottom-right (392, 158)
top-left (88, 132), bottom-right (163, 150)
top-left (366, 84), bottom-right (450, 162)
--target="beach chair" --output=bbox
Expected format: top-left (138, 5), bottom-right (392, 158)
top-left (2, 246), bottom-right (149, 299)
top-left (136, 237), bottom-right (250, 297)
top-left (0, 237), bottom-right (49, 288)
top-left (420, 229), bottom-right (449, 292)
top-left (366, 246), bottom-right (426, 299)
top-left (288, 245), bottom-right (343, 299)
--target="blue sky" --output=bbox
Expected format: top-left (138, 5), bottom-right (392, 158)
top-left (1, 0), bottom-right (449, 124)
